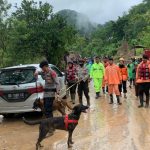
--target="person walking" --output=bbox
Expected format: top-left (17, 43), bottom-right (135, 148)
top-left (136, 54), bottom-right (150, 108)
top-left (134, 62), bottom-right (139, 98)
top-left (90, 56), bottom-right (105, 99)
top-left (105, 57), bottom-right (122, 105)
top-left (65, 61), bottom-right (78, 104)
top-left (102, 56), bottom-right (109, 94)
top-left (85, 57), bottom-right (93, 74)
top-left (127, 58), bottom-right (137, 88)
top-left (77, 59), bottom-right (90, 106)
top-left (118, 58), bottom-right (128, 98)
top-left (34, 60), bottom-right (60, 118)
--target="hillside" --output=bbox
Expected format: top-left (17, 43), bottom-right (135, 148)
top-left (57, 1), bottom-right (150, 59)
top-left (77, 0), bottom-right (150, 58)
top-left (57, 9), bottom-right (96, 37)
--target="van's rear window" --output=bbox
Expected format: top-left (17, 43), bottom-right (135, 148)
top-left (0, 68), bottom-right (36, 85)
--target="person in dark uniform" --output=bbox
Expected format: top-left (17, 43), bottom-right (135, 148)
top-left (77, 59), bottom-right (90, 106)
top-left (34, 60), bottom-right (60, 118)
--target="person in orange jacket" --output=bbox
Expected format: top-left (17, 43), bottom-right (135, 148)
top-left (118, 58), bottom-right (128, 98)
top-left (136, 54), bottom-right (150, 108)
top-left (105, 57), bottom-right (122, 105)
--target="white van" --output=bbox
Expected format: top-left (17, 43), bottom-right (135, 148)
top-left (0, 64), bottom-right (66, 117)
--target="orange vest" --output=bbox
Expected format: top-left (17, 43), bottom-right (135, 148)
top-left (119, 67), bottom-right (128, 81)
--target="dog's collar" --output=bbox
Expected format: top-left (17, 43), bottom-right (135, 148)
top-left (64, 115), bottom-right (78, 130)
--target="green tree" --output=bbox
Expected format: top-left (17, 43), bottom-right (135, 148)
top-left (0, 0), bottom-right (11, 67)
top-left (8, 0), bottom-right (75, 66)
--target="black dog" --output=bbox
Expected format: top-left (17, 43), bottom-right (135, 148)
top-left (23, 104), bottom-right (89, 150)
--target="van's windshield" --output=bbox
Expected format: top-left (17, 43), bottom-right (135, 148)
top-left (0, 68), bottom-right (36, 85)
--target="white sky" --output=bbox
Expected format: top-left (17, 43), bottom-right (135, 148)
top-left (8, 0), bottom-right (143, 24)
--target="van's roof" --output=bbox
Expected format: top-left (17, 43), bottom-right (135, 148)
top-left (1, 64), bottom-right (54, 70)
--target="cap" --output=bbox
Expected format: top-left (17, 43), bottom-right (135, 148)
top-left (119, 58), bottom-right (124, 61)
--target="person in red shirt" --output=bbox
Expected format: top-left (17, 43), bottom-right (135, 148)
top-left (105, 57), bottom-right (122, 105)
top-left (65, 61), bottom-right (78, 104)
top-left (136, 54), bottom-right (150, 108)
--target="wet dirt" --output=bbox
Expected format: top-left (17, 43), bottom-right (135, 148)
top-left (0, 84), bottom-right (150, 150)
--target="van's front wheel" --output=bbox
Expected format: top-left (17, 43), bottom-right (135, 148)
top-left (3, 114), bottom-right (14, 118)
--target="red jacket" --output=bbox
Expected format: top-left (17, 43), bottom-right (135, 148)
top-left (66, 66), bottom-right (77, 83)
top-left (136, 61), bottom-right (150, 83)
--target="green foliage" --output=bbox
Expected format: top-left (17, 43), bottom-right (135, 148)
top-left (81, 0), bottom-right (150, 58)
top-left (0, 0), bottom-right (150, 68)
top-left (136, 48), bottom-right (143, 55)
top-left (0, 0), bottom-right (76, 67)
top-left (0, 0), bottom-right (11, 67)
top-left (139, 26), bottom-right (150, 47)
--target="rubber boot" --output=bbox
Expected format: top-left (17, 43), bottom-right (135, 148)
top-left (138, 95), bottom-right (144, 108)
top-left (116, 95), bottom-right (122, 105)
top-left (71, 93), bottom-right (73, 102)
top-left (71, 93), bottom-right (75, 104)
top-left (109, 94), bottom-right (113, 104)
top-left (106, 86), bottom-right (108, 93)
top-left (47, 128), bottom-right (55, 137)
top-left (124, 93), bottom-right (127, 99)
top-left (79, 97), bottom-right (83, 105)
top-left (145, 95), bottom-right (149, 108)
top-left (87, 98), bottom-right (90, 107)
top-left (102, 87), bottom-right (105, 94)
top-left (95, 92), bottom-right (100, 99)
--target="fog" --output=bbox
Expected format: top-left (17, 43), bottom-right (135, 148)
top-left (8, 0), bottom-right (143, 24)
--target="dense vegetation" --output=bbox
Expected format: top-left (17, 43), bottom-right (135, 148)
top-left (0, 0), bottom-right (76, 67)
top-left (0, 0), bottom-right (150, 68)
top-left (76, 0), bottom-right (150, 57)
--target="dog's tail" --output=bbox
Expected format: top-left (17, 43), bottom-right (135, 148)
top-left (22, 117), bottom-right (41, 125)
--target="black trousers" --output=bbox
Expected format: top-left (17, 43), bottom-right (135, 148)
top-left (138, 83), bottom-right (150, 106)
top-left (68, 82), bottom-right (77, 94)
top-left (135, 84), bottom-right (139, 97)
top-left (78, 80), bottom-right (90, 102)
top-left (119, 80), bottom-right (127, 93)
top-left (130, 78), bottom-right (135, 86)
top-left (44, 97), bottom-right (55, 118)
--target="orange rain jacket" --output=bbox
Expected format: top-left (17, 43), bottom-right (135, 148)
top-left (105, 64), bottom-right (122, 85)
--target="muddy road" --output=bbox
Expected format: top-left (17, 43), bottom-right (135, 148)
top-left (0, 85), bottom-right (150, 150)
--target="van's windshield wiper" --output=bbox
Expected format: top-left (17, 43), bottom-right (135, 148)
top-left (11, 82), bottom-right (20, 87)
top-left (1, 82), bottom-right (20, 87)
